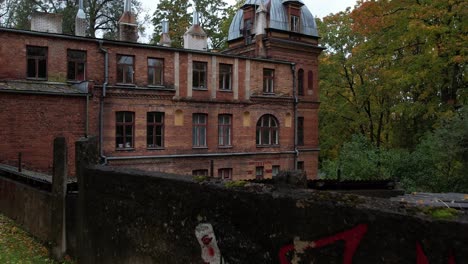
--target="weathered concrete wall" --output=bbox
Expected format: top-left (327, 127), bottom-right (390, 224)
top-left (80, 166), bottom-right (468, 264)
top-left (0, 175), bottom-right (52, 241)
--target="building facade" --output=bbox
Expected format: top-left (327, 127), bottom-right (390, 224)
top-left (0, 0), bottom-right (322, 180)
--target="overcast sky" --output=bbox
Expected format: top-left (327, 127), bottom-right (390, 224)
top-left (138, 0), bottom-right (358, 42)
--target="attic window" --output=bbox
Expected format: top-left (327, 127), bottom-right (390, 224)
top-left (291, 15), bottom-right (300, 32)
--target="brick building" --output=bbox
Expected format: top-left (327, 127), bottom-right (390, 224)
top-left (0, 0), bottom-right (322, 180)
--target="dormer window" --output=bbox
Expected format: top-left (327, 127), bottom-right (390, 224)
top-left (291, 15), bottom-right (300, 32)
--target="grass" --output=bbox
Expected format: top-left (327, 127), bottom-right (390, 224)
top-left (0, 214), bottom-right (74, 264)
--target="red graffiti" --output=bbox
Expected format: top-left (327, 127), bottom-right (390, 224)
top-left (417, 243), bottom-right (456, 264)
top-left (279, 224), bottom-right (368, 264)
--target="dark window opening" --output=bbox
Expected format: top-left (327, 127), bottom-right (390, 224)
top-left (218, 114), bottom-right (232, 147)
top-left (263, 69), bottom-right (274, 93)
top-left (193, 113), bottom-right (207, 147)
top-left (117, 55), bottom-right (134, 84)
top-left (308, 70), bottom-right (313, 91)
top-left (298, 69), bottom-right (304, 96)
top-left (218, 168), bottom-right (232, 180)
top-left (291, 15), bottom-right (300, 32)
top-left (256, 114), bottom-right (279, 146)
top-left (193, 169), bottom-right (208, 176)
top-left (298, 117), bottom-right (304, 146)
top-left (256, 166), bottom-right (264, 180)
top-left (147, 112), bottom-right (164, 148)
top-left (116, 111), bottom-right (134, 149)
top-left (219, 64), bottom-right (232, 90)
top-left (67, 50), bottom-right (86, 81)
top-left (148, 58), bottom-right (163, 86)
top-left (27, 46), bottom-right (47, 79)
top-left (272, 165), bottom-right (280, 177)
top-left (297, 161), bottom-right (304, 171)
top-left (193, 61), bottom-right (207, 89)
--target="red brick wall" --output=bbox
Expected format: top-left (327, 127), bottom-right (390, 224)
top-left (0, 93), bottom-right (99, 176)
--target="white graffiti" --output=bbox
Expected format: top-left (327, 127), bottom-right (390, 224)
top-left (195, 223), bottom-right (225, 264)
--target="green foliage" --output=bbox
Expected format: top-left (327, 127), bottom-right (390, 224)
top-left (194, 0), bottom-right (229, 50)
top-left (0, 214), bottom-right (75, 263)
top-left (224, 180), bottom-right (247, 188)
top-left (151, 0), bottom-right (192, 48)
top-left (193, 175), bottom-right (209, 183)
top-left (421, 207), bottom-right (460, 220)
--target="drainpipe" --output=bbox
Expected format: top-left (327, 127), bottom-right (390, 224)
top-left (98, 40), bottom-right (108, 164)
top-left (291, 63), bottom-right (298, 170)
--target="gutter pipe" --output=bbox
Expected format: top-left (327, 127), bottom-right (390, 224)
top-left (291, 63), bottom-right (298, 170)
top-left (98, 40), bottom-right (108, 164)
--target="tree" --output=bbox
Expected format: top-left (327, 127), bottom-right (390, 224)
top-left (151, 0), bottom-right (192, 48)
top-left (2, 0), bottom-right (144, 39)
top-left (194, 0), bottom-right (229, 50)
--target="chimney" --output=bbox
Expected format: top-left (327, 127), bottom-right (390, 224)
top-left (254, 1), bottom-right (267, 57)
top-left (158, 20), bottom-right (171, 47)
top-left (31, 12), bottom-right (63, 34)
top-left (75, 0), bottom-right (86, 36)
top-left (118, 0), bottom-right (138, 42)
top-left (183, 11), bottom-right (208, 51)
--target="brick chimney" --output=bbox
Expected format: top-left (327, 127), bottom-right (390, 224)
top-left (183, 11), bottom-right (208, 51)
top-left (31, 12), bottom-right (63, 34)
top-left (118, 0), bottom-right (138, 42)
top-left (75, 0), bottom-right (86, 36)
top-left (158, 20), bottom-right (171, 47)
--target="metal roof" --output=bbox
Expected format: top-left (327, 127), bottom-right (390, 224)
top-left (228, 0), bottom-right (318, 41)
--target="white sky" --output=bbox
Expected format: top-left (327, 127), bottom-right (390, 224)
top-left (138, 0), bottom-right (358, 42)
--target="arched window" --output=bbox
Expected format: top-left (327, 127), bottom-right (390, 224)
top-left (256, 114), bottom-right (279, 146)
top-left (308, 70), bottom-right (313, 91)
top-left (298, 69), bottom-right (304, 96)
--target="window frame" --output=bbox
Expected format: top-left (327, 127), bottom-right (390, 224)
top-left (255, 166), bottom-right (264, 180)
top-left (117, 54), bottom-right (135, 84)
top-left (193, 169), bottom-right (209, 176)
top-left (256, 114), bottom-right (279, 146)
top-left (26, 46), bottom-right (48, 80)
top-left (263, 69), bottom-right (275, 94)
top-left (147, 58), bottom-right (164, 86)
top-left (218, 114), bottom-right (232, 147)
top-left (193, 61), bottom-right (207, 90)
top-left (297, 116), bottom-right (304, 146)
top-left (297, 161), bottom-right (304, 171)
top-left (193, 113), bottom-right (208, 148)
top-left (219, 63), bottom-right (232, 91)
top-left (115, 111), bottom-right (135, 150)
top-left (147, 112), bottom-right (164, 149)
top-left (290, 15), bottom-right (300, 32)
top-left (218, 168), bottom-right (233, 180)
top-left (67, 49), bottom-right (86, 82)
top-left (272, 165), bottom-right (280, 177)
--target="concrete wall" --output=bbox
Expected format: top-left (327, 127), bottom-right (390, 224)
top-left (80, 166), bottom-right (468, 264)
top-left (0, 175), bottom-right (52, 241)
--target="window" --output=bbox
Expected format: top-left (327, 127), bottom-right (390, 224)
top-left (193, 114), bottom-right (207, 147)
top-left (272, 165), bottom-right (280, 177)
top-left (297, 161), bottom-right (304, 171)
top-left (218, 115), bottom-right (232, 147)
top-left (218, 168), bottom-right (232, 180)
top-left (244, 19), bottom-right (253, 44)
top-left (193, 61), bottom-right (207, 89)
top-left (116, 111), bottom-right (134, 149)
top-left (256, 114), bottom-right (279, 146)
top-left (219, 64), bottom-right (232, 90)
top-left (117, 55), bottom-right (134, 84)
top-left (256, 166), bottom-right (264, 180)
top-left (263, 69), bottom-right (274, 93)
top-left (291, 15), bottom-right (300, 32)
top-left (298, 117), bottom-right (304, 146)
top-left (27, 46), bottom-right (47, 79)
top-left (148, 58), bottom-right (163, 86)
top-left (147, 112), bottom-right (164, 148)
top-left (298, 69), bottom-right (304, 96)
top-left (193, 169), bottom-right (208, 176)
top-left (67, 50), bottom-right (86, 81)
top-left (308, 70), bottom-right (313, 91)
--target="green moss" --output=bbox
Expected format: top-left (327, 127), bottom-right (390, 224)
top-left (193, 176), bottom-right (209, 183)
top-left (421, 207), bottom-right (460, 220)
top-left (224, 180), bottom-right (247, 188)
